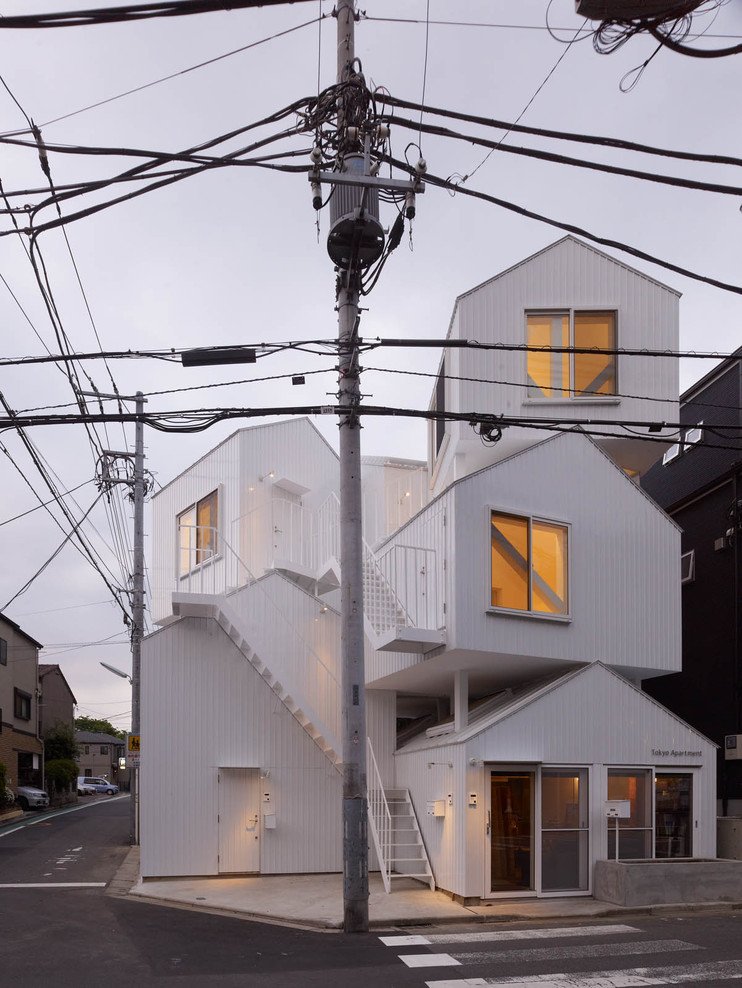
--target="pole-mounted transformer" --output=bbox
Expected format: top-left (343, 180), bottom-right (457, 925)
top-left (327, 152), bottom-right (385, 270)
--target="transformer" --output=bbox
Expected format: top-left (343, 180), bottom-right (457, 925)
top-left (327, 153), bottom-right (385, 270)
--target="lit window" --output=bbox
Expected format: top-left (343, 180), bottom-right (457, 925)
top-left (178, 490), bottom-right (219, 576)
top-left (490, 511), bottom-right (568, 616)
top-left (662, 443), bottom-right (680, 466)
top-left (527, 311), bottom-right (616, 400)
top-left (681, 550), bottom-right (695, 584)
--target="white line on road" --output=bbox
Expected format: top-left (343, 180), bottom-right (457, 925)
top-left (381, 926), bottom-right (640, 947)
top-left (401, 954), bottom-right (461, 969)
top-left (443, 941), bottom-right (699, 966)
top-left (424, 958), bottom-right (742, 987)
top-left (0, 882), bottom-right (106, 889)
top-left (0, 794), bottom-right (128, 838)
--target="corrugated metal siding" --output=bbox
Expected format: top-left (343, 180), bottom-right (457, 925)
top-left (140, 614), bottom-right (342, 878)
top-left (366, 690), bottom-right (396, 787)
top-left (395, 664), bottom-right (716, 898)
top-left (451, 431), bottom-right (681, 677)
top-left (432, 238), bottom-right (679, 497)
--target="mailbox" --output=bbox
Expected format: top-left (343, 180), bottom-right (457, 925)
top-left (604, 799), bottom-right (631, 818)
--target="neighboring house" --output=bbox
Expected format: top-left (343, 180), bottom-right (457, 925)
top-left (75, 731), bottom-right (127, 788)
top-left (0, 613), bottom-right (44, 789)
top-left (141, 237), bottom-right (715, 900)
top-left (38, 664), bottom-right (77, 738)
top-left (641, 346), bottom-right (742, 814)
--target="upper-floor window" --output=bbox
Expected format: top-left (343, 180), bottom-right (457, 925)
top-left (14, 688), bottom-right (31, 721)
top-left (490, 511), bottom-right (569, 616)
top-left (84, 745), bottom-right (89, 755)
top-left (0, 638), bottom-right (6, 665)
top-left (431, 359), bottom-right (446, 459)
top-left (662, 422), bottom-right (703, 466)
top-left (178, 490), bottom-right (218, 576)
top-left (527, 311), bottom-right (616, 400)
top-left (100, 745), bottom-right (109, 755)
top-left (681, 550), bottom-right (695, 584)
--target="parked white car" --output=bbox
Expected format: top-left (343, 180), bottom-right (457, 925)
top-left (15, 786), bottom-right (50, 811)
top-left (77, 776), bottom-right (119, 795)
top-left (77, 780), bottom-right (96, 796)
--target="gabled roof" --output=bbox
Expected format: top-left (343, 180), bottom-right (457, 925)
top-left (39, 664), bottom-right (78, 704)
top-left (76, 730), bottom-right (125, 745)
top-left (152, 416), bottom-right (338, 499)
top-left (398, 661), bottom-right (715, 753)
top-left (0, 611), bottom-right (43, 650)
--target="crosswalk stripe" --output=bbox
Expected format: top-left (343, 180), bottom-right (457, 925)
top-left (424, 958), bottom-right (742, 987)
top-left (442, 940), bottom-right (699, 967)
top-left (400, 953), bottom-right (460, 968)
top-left (379, 924), bottom-right (640, 947)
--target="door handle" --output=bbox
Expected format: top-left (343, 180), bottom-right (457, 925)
top-left (486, 810), bottom-right (491, 836)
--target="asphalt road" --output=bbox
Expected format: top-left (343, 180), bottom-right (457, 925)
top-left (1, 799), bottom-right (742, 987)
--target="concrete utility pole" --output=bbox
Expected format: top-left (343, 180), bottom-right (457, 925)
top-left (335, 0), bottom-right (369, 935)
top-left (130, 390), bottom-right (145, 845)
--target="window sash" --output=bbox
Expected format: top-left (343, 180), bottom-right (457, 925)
top-left (527, 311), bottom-right (616, 400)
top-left (14, 689), bottom-right (31, 721)
top-left (491, 511), bottom-right (568, 615)
top-left (178, 490), bottom-right (219, 576)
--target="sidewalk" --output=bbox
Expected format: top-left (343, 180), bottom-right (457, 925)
top-left (117, 856), bottom-right (742, 930)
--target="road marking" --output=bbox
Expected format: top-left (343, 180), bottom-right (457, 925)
top-left (70, 846), bottom-right (82, 851)
top-left (401, 954), bottom-right (461, 969)
top-left (0, 794), bottom-right (127, 838)
top-left (425, 958), bottom-right (742, 987)
top-left (0, 882), bottom-right (106, 889)
top-left (380, 925), bottom-right (640, 947)
top-left (440, 941), bottom-right (699, 967)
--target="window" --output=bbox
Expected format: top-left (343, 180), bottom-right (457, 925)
top-left (662, 443), bottom-right (680, 466)
top-left (431, 360), bottom-right (446, 458)
top-left (100, 745), bottom-right (109, 755)
top-left (607, 769), bottom-right (652, 859)
top-left (541, 768), bottom-right (589, 892)
top-left (14, 689), bottom-right (31, 721)
top-left (663, 423), bottom-right (703, 467)
top-left (681, 550), bottom-right (695, 584)
top-left (527, 311), bottom-right (616, 400)
top-left (684, 422), bottom-right (703, 447)
top-left (84, 769), bottom-right (92, 777)
top-left (490, 511), bottom-right (568, 615)
top-left (84, 745), bottom-right (89, 755)
top-left (178, 489), bottom-right (219, 575)
top-left (0, 638), bottom-right (6, 665)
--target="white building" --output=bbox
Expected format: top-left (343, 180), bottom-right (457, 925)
top-left (141, 237), bottom-right (716, 900)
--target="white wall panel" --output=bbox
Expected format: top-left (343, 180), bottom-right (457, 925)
top-left (140, 614), bottom-right (342, 878)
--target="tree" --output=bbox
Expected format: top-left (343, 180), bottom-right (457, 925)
top-left (74, 716), bottom-right (125, 739)
top-left (44, 759), bottom-right (78, 795)
top-left (44, 723), bottom-right (79, 762)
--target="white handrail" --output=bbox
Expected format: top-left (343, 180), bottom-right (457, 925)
top-left (366, 736), bottom-right (392, 894)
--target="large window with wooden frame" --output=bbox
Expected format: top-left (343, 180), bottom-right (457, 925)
top-left (490, 511), bottom-right (569, 616)
top-left (178, 490), bottom-right (219, 576)
top-left (527, 311), bottom-right (617, 400)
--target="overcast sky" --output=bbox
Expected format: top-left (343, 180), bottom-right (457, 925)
top-left (1, 0), bottom-right (740, 732)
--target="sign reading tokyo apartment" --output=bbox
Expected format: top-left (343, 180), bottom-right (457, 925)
top-left (651, 747), bottom-right (702, 759)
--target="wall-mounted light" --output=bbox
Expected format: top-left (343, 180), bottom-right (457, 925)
top-left (427, 761), bottom-right (453, 769)
top-left (258, 471), bottom-right (275, 482)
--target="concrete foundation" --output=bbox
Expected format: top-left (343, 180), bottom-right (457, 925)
top-left (718, 818), bottom-right (742, 860)
top-left (594, 858), bottom-right (742, 907)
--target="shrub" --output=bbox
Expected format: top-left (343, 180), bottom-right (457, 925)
top-left (44, 723), bottom-right (79, 762)
top-left (0, 762), bottom-right (13, 809)
top-left (44, 759), bottom-right (78, 794)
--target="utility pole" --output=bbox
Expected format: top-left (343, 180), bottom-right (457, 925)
top-left (93, 389), bottom-right (147, 845)
top-left (336, 0), bottom-right (368, 935)
top-left (131, 391), bottom-right (145, 845)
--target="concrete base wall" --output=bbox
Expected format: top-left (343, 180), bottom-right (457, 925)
top-left (718, 818), bottom-right (742, 860)
top-left (594, 859), bottom-right (742, 906)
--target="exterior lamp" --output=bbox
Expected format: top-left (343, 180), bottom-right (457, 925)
top-left (100, 661), bottom-right (132, 684)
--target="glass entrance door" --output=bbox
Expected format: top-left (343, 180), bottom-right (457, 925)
top-left (655, 773), bottom-right (693, 858)
top-left (490, 771), bottom-right (534, 893)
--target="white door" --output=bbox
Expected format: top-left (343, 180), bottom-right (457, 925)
top-left (218, 768), bottom-right (260, 874)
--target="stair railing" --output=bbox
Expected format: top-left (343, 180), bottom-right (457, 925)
top-left (366, 736), bottom-right (392, 893)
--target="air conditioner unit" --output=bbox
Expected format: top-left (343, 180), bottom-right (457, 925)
top-left (576, 1), bottom-right (702, 19)
top-left (725, 735), bottom-right (742, 760)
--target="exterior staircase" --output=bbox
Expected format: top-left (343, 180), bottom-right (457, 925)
top-left (367, 739), bottom-right (435, 892)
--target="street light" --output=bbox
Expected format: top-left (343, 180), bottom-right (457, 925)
top-left (99, 661), bottom-right (132, 684)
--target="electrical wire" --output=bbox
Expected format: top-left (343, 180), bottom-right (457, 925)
top-left (0, 479), bottom-right (93, 526)
top-left (0, 0), bottom-right (318, 29)
top-left (379, 152), bottom-right (742, 297)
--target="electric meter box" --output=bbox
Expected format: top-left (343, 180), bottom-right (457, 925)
top-left (604, 799), bottom-right (630, 818)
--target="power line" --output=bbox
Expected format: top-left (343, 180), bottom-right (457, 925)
top-left (380, 153), bottom-right (742, 297)
top-left (0, 479), bottom-right (92, 526)
top-left (11, 598), bottom-right (115, 616)
top-left (366, 339), bottom-right (742, 361)
top-left (0, 0), bottom-right (318, 29)
top-left (382, 94), bottom-right (742, 168)
top-left (387, 115), bottom-right (742, 199)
